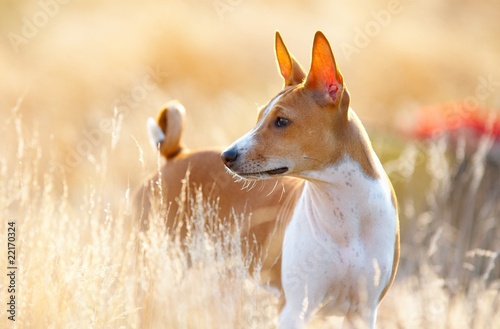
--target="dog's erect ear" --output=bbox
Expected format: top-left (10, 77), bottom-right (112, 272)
top-left (275, 31), bottom-right (306, 87)
top-left (305, 31), bottom-right (345, 106)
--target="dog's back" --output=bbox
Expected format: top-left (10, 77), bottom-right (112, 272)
top-left (134, 101), bottom-right (303, 288)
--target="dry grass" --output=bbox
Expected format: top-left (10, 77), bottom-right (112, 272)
top-left (1, 108), bottom-right (499, 328)
top-left (1, 0), bottom-right (499, 328)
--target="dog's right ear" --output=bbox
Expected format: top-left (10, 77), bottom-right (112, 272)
top-left (304, 31), bottom-right (345, 108)
top-left (275, 31), bottom-right (306, 87)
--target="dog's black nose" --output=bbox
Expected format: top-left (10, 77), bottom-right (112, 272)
top-left (221, 148), bottom-right (239, 167)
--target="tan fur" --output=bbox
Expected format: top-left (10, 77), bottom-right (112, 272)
top-left (156, 101), bottom-right (186, 159)
top-left (230, 71), bottom-right (399, 305)
top-left (136, 107), bottom-right (303, 289)
top-left (136, 32), bottom-right (399, 325)
top-left (221, 32), bottom-right (400, 327)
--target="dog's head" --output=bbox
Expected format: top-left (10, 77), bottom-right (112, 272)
top-left (222, 31), bottom-right (354, 180)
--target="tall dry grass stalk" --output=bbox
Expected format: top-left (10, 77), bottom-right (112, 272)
top-left (1, 114), bottom-right (499, 328)
top-left (1, 111), bottom-right (278, 328)
top-left (389, 134), bottom-right (500, 286)
top-left (381, 133), bottom-right (500, 329)
top-left (1, 1), bottom-right (499, 327)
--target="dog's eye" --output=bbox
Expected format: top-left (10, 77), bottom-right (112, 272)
top-left (275, 117), bottom-right (290, 128)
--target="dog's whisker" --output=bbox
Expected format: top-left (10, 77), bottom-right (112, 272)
top-left (266, 179), bottom-right (279, 197)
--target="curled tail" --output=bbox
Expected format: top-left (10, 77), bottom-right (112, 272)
top-left (147, 100), bottom-right (186, 159)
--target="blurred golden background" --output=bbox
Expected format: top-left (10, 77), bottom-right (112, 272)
top-left (2, 0), bottom-right (499, 190)
top-left (1, 1), bottom-right (500, 327)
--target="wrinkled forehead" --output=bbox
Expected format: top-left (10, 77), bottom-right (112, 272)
top-left (257, 85), bottom-right (328, 124)
top-left (257, 86), bottom-right (299, 121)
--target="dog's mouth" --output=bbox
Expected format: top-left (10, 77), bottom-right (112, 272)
top-left (236, 166), bottom-right (289, 179)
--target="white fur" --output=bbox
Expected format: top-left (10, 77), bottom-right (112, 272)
top-left (223, 84), bottom-right (397, 328)
top-left (225, 99), bottom-right (397, 327)
top-left (261, 92), bottom-right (284, 119)
top-left (147, 117), bottom-right (165, 150)
top-left (279, 155), bottom-right (397, 329)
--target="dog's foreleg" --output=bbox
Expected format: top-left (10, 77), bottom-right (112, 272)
top-left (342, 307), bottom-right (377, 329)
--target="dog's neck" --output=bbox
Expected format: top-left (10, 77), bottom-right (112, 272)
top-left (293, 131), bottom-right (390, 248)
top-left (297, 107), bottom-right (383, 187)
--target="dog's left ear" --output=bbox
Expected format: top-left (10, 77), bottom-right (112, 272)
top-left (275, 31), bottom-right (306, 87)
top-left (305, 32), bottom-right (345, 107)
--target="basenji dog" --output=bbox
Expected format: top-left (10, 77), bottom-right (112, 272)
top-left (221, 31), bottom-right (400, 328)
top-left (135, 102), bottom-right (303, 290)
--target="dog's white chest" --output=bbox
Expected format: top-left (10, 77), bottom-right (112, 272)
top-left (280, 158), bottom-right (396, 319)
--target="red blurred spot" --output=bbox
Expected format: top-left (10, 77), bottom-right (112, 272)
top-left (412, 101), bottom-right (500, 140)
